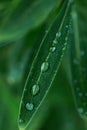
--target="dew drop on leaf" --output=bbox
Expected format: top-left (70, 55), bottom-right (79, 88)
top-left (26, 103), bottom-right (34, 111)
top-left (19, 118), bottom-right (23, 123)
top-left (62, 42), bottom-right (67, 51)
top-left (53, 40), bottom-right (58, 44)
top-left (78, 92), bottom-right (83, 97)
top-left (77, 107), bottom-right (84, 114)
top-left (56, 32), bottom-right (61, 38)
top-left (45, 30), bottom-right (48, 33)
top-left (50, 46), bottom-right (56, 52)
top-left (41, 62), bottom-right (49, 72)
top-left (24, 88), bottom-right (27, 92)
top-left (80, 51), bottom-right (85, 56)
top-left (70, 0), bottom-right (74, 4)
top-left (73, 59), bottom-right (79, 65)
top-left (66, 25), bottom-right (68, 28)
top-left (31, 84), bottom-right (40, 96)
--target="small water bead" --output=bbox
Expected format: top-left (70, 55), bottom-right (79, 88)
top-left (26, 102), bottom-right (34, 111)
top-left (50, 46), bottom-right (56, 52)
top-left (80, 51), bottom-right (85, 56)
top-left (62, 47), bottom-right (66, 51)
top-left (19, 118), bottom-right (23, 123)
top-left (72, 11), bottom-right (77, 19)
top-left (70, 0), bottom-right (74, 4)
top-left (77, 107), bottom-right (84, 114)
top-left (45, 30), bottom-right (48, 33)
top-left (66, 25), bottom-right (68, 28)
top-left (24, 88), bottom-right (27, 92)
top-left (73, 59), bottom-right (80, 65)
top-left (78, 92), bottom-right (83, 97)
top-left (41, 62), bottom-right (49, 72)
top-left (53, 40), bottom-right (58, 44)
top-left (62, 42), bottom-right (67, 51)
top-left (56, 32), bottom-right (61, 38)
top-left (65, 37), bottom-right (68, 41)
top-left (32, 84), bottom-right (40, 96)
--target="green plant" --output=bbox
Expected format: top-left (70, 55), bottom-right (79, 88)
top-left (0, 0), bottom-right (87, 130)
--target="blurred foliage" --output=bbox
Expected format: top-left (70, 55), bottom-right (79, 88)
top-left (0, 0), bottom-right (87, 130)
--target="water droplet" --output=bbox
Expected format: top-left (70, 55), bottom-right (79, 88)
top-left (70, 0), bottom-right (73, 4)
top-left (78, 92), bottom-right (83, 97)
top-left (45, 30), bottom-right (48, 33)
top-left (26, 103), bottom-right (34, 111)
top-left (80, 51), bottom-right (85, 56)
top-left (66, 25), bottom-right (68, 28)
top-left (53, 40), bottom-right (58, 44)
top-left (32, 84), bottom-right (40, 96)
top-left (56, 32), bottom-right (61, 38)
top-left (72, 11), bottom-right (77, 19)
top-left (62, 43), bottom-right (67, 51)
top-left (65, 37), bottom-right (68, 41)
top-left (19, 118), bottom-right (23, 123)
top-left (41, 62), bottom-right (49, 72)
top-left (77, 107), bottom-right (84, 114)
top-left (73, 59), bottom-right (79, 65)
top-left (24, 88), bottom-right (27, 92)
top-left (62, 47), bottom-right (66, 51)
top-left (50, 46), bottom-right (56, 52)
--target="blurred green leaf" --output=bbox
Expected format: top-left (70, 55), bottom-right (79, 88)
top-left (70, 2), bottom-right (87, 121)
top-left (0, 0), bottom-right (60, 43)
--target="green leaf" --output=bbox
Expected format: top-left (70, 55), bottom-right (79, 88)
top-left (18, 1), bottom-right (72, 130)
top-left (0, 0), bottom-right (60, 42)
top-left (70, 6), bottom-right (87, 121)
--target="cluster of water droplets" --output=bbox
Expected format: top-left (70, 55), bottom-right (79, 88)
top-left (24, 84), bottom-right (40, 112)
top-left (24, 31), bottom-right (62, 114)
top-left (77, 106), bottom-right (87, 117)
top-left (19, 22), bottom-right (71, 125)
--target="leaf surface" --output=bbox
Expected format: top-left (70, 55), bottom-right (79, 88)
top-left (18, 1), bottom-right (72, 130)
top-left (70, 4), bottom-right (87, 120)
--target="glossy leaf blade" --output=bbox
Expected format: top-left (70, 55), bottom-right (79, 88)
top-left (18, 1), bottom-right (72, 130)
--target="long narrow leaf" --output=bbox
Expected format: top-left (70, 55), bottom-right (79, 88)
top-left (18, 1), bottom-right (72, 130)
top-left (70, 7), bottom-right (87, 120)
